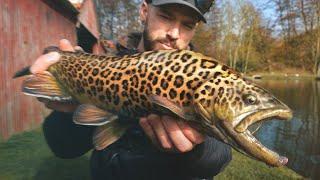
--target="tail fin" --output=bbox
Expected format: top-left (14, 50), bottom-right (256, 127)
top-left (13, 66), bottom-right (31, 78)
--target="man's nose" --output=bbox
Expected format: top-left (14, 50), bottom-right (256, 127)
top-left (167, 26), bottom-right (179, 40)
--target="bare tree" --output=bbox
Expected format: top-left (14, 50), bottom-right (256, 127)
top-left (95, 0), bottom-right (142, 39)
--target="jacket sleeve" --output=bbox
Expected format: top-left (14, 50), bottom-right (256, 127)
top-left (42, 111), bottom-right (95, 158)
top-left (174, 137), bottom-right (232, 178)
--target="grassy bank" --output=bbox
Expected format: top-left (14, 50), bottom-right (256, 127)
top-left (216, 151), bottom-right (303, 180)
top-left (0, 129), bottom-right (91, 180)
top-left (0, 129), bottom-right (303, 180)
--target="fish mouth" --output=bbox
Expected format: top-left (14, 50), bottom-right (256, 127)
top-left (234, 108), bottom-right (292, 133)
top-left (216, 107), bottom-right (292, 167)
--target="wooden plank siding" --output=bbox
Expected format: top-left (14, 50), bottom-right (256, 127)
top-left (0, 0), bottom-right (78, 141)
top-left (78, 0), bottom-right (100, 39)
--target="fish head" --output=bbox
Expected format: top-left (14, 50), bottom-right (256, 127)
top-left (194, 71), bottom-right (292, 167)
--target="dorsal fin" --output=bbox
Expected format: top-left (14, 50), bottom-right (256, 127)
top-left (13, 66), bottom-right (31, 78)
top-left (42, 46), bottom-right (61, 54)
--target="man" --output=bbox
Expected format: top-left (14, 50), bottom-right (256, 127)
top-left (31, 0), bottom-right (232, 179)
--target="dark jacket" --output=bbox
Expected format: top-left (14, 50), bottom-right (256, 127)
top-left (42, 33), bottom-right (232, 180)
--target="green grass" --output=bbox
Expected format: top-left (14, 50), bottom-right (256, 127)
top-left (216, 150), bottom-right (304, 180)
top-left (0, 129), bottom-right (304, 180)
top-left (0, 129), bottom-right (90, 180)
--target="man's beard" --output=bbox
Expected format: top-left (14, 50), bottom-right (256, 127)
top-left (142, 21), bottom-right (179, 51)
top-left (142, 25), bottom-right (154, 51)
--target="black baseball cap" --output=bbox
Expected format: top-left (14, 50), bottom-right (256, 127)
top-left (150, 0), bottom-right (213, 23)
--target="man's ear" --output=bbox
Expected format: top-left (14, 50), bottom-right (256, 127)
top-left (139, 1), bottom-right (148, 23)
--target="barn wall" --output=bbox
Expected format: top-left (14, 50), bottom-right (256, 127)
top-left (0, 0), bottom-right (78, 140)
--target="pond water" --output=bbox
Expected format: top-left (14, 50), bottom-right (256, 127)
top-left (254, 77), bottom-right (320, 179)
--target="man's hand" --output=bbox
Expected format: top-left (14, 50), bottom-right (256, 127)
top-left (31, 39), bottom-right (81, 112)
top-left (139, 114), bottom-right (205, 153)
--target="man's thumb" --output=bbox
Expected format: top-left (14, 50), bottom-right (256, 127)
top-left (59, 39), bottom-right (74, 52)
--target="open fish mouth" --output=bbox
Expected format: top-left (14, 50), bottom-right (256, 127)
top-left (217, 107), bottom-right (293, 167)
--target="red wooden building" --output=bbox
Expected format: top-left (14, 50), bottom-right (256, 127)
top-left (0, 0), bottom-right (101, 141)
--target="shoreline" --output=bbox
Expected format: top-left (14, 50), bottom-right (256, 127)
top-left (245, 72), bottom-right (319, 81)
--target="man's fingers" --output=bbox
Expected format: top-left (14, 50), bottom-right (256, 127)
top-left (74, 46), bottom-right (84, 52)
top-left (177, 121), bottom-right (205, 145)
top-left (30, 52), bottom-right (61, 74)
top-left (59, 39), bottom-right (75, 52)
top-left (147, 114), bottom-right (173, 150)
top-left (31, 39), bottom-right (81, 74)
top-left (161, 116), bottom-right (193, 153)
top-left (139, 117), bottom-right (158, 145)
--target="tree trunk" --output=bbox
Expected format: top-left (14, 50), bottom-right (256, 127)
top-left (244, 30), bottom-right (253, 74)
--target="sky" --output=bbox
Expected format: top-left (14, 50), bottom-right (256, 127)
top-left (247, 0), bottom-right (283, 35)
top-left (248, 0), bottom-right (278, 21)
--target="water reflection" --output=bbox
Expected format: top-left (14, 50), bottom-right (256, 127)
top-left (254, 78), bottom-right (320, 179)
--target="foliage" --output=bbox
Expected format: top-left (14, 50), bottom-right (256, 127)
top-left (95, 0), bottom-right (142, 39)
top-left (94, 0), bottom-right (319, 75)
top-left (192, 23), bottom-right (215, 56)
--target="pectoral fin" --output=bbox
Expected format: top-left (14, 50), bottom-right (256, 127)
top-left (193, 102), bottom-right (228, 143)
top-left (73, 104), bottom-right (118, 126)
top-left (93, 121), bottom-right (128, 150)
top-left (21, 71), bottom-right (72, 101)
top-left (149, 95), bottom-right (195, 121)
top-left (194, 102), bottom-right (213, 125)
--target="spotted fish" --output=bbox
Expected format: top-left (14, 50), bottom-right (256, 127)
top-left (14, 47), bottom-right (292, 167)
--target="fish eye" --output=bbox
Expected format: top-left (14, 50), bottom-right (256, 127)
top-left (243, 94), bottom-right (257, 105)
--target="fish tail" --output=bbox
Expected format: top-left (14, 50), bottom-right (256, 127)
top-left (13, 66), bottom-right (31, 78)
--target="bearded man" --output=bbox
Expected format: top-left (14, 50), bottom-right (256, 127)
top-left (31, 1), bottom-right (232, 179)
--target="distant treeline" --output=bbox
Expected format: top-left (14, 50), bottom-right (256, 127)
top-left (94, 0), bottom-right (320, 75)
